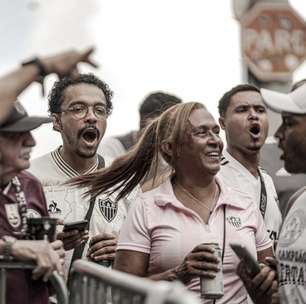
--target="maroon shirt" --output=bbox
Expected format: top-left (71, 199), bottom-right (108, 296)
top-left (0, 171), bottom-right (49, 304)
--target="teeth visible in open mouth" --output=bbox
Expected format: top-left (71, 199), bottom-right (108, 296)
top-left (207, 152), bottom-right (220, 157)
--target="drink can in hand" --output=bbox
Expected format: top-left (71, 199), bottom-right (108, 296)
top-left (200, 243), bottom-right (224, 299)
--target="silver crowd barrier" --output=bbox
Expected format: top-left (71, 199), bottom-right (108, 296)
top-left (69, 260), bottom-right (201, 304)
top-left (0, 258), bottom-right (68, 304)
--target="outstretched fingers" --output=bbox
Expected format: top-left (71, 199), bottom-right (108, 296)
top-left (81, 47), bottom-right (99, 68)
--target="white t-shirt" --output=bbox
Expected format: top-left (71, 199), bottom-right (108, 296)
top-left (218, 150), bottom-right (282, 242)
top-left (276, 189), bottom-right (306, 304)
top-left (29, 147), bottom-right (129, 276)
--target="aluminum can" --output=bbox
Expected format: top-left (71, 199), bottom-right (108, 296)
top-left (200, 243), bottom-right (224, 299)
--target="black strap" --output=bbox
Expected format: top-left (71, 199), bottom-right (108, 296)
top-left (97, 154), bottom-right (105, 169)
top-left (221, 205), bottom-right (226, 262)
top-left (213, 205), bottom-right (226, 304)
top-left (258, 170), bottom-right (267, 219)
top-left (67, 155), bottom-right (105, 285)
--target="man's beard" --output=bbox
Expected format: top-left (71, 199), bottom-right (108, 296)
top-left (76, 148), bottom-right (97, 159)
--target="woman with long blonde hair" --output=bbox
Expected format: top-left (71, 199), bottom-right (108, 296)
top-left (71, 102), bottom-right (274, 303)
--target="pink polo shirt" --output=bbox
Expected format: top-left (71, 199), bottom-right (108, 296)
top-left (117, 178), bottom-right (272, 303)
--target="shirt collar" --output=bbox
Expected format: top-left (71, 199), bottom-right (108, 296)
top-left (51, 146), bottom-right (98, 178)
top-left (222, 150), bottom-right (259, 182)
top-left (152, 176), bottom-right (251, 211)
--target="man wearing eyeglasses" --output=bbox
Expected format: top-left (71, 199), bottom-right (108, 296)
top-left (29, 74), bottom-right (128, 279)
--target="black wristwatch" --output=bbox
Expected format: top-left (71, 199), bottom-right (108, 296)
top-left (2, 236), bottom-right (17, 259)
top-left (21, 57), bottom-right (48, 96)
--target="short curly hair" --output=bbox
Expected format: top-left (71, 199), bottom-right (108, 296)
top-left (218, 84), bottom-right (260, 117)
top-left (48, 73), bottom-right (113, 115)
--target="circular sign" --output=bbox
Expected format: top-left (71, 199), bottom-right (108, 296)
top-left (241, 3), bottom-right (306, 81)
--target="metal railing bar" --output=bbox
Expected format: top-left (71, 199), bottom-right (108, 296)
top-left (72, 260), bottom-right (170, 296)
top-left (71, 260), bottom-right (201, 304)
top-left (0, 259), bottom-right (68, 304)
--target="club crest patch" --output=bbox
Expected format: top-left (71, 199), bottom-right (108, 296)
top-left (5, 204), bottom-right (21, 228)
top-left (278, 209), bottom-right (306, 247)
top-left (227, 216), bottom-right (242, 228)
top-left (48, 201), bottom-right (62, 215)
top-left (98, 198), bottom-right (117, 222)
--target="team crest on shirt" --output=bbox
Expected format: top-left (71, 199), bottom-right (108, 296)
top-left (48, 201), bottom-right (62, 215)
top-left (98, 198), bottom-right (117, 222)
top-left (5, 204), bottom-right (21, 228)
top-left (227, 216), bottom-right (242, 228)
top-left (278, 209), bottom-right (306, 247)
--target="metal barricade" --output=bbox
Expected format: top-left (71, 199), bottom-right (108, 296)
top-left (69, 260), bottom-right (201, 304)
top-left (0, 258), bottom-right (68, 304)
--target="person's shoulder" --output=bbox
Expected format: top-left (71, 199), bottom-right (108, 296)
top-left (218, 178), bottom-right (254, 210)
top-left (218, 159), bottom-right (239, 186)
top-left (30, 152), bottom-right (52, 166)
top-left (219, 153), bottom-right (238, 175)
top-left (99, 136), bottom-right (125, 153)
top-left (285, 187), bottom-right (306, 217)
top-left (138, 186), bottom-right (160, 202)
top-left (100, 136), bottom-right (121, 145)
top-left (18, 171), bottom-right (43, 188)
top-left (258, 166), bottom-right (273, 180)
top-left (29, 152), bottom-right (53, 176)
top-left (100, 136), bottom-right (123, 149)
top-left (136, 179), bottom-right (171, 205)
top-left (258, 166), bottom-right (277, 188)
top-left (30, 152), bottom-right (52, 170)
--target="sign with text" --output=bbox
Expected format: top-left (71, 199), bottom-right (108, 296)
top-left (241, 3), bottom-right (306, 81)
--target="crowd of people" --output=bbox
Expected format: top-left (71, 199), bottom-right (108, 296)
top-left (0, 47), bottom-right (306, 304)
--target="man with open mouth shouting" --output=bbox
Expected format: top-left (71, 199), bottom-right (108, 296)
top-left (29, 74), bottom-right (129, 280)
top-left (217, 84), bottom-right (282, 246)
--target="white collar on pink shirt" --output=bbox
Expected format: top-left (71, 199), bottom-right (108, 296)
top-left (144, 177), bottom-right (254, 212)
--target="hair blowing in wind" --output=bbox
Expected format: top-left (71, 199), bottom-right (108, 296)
top-left (68, 102), bottom-right (205, 201)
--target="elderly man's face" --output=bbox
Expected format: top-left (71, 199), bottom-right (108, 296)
top-left (0, 131), bottom-right (35, 182)
top-left (275, 113), bottom-right (306, 173)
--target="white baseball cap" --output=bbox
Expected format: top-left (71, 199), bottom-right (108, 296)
top-left (261, 83), bottom-right (306, 114)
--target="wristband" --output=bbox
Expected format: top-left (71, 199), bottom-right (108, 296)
top-left (21, 57), bottom-right (48, 96)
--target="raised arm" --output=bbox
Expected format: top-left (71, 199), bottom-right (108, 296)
top-left (0, 47), bottom-right (98, 123)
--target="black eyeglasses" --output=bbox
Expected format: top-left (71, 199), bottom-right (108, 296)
top-left (60, 104), bottom-right (108, 120)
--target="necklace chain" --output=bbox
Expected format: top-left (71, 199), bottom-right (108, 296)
top-left (177, 182), bottom-right (220, 214)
